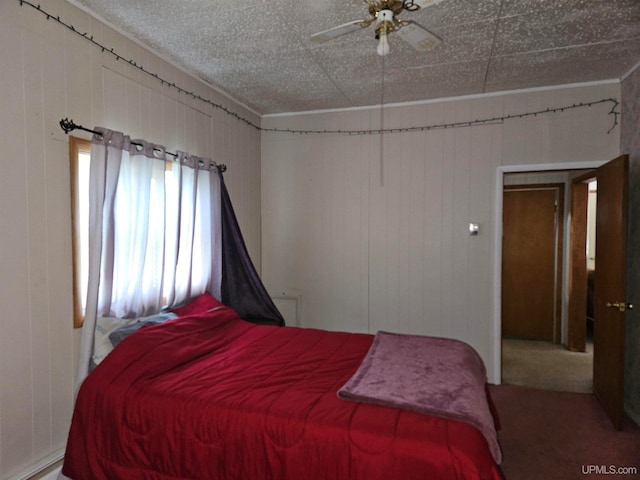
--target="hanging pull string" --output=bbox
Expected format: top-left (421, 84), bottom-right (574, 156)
top-left (379, 51), bottom-right (385, 187)
top-left (59, 118), bottom-right (227, 172)
top-left (21, 1), bottom-right (620, 136)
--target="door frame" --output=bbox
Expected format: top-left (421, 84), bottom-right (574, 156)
top-left (492, 161), bottom-right (605, 383)
top-left (567, 171), bottom-right (597, 352)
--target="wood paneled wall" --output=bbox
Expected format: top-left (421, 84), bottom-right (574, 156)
top-left (0, 0), bottom-right (631, 477)
top-left (0, 1), bottom-right (261, 477)
top-left (261, 84), bottom-right (621, 384)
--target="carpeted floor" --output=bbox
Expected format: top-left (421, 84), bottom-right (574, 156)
top-left (501, 338), bottom-right (593, 393)
top-left (490, 385), bottom-right (640, 480)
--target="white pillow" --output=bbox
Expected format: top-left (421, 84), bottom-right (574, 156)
top-left (93, 316), bottom-right (137, 365)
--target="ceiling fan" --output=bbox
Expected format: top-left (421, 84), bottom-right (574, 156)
top-left (310, 0), bottom-right (444, 56)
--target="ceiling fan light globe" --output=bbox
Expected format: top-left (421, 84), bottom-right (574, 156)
top-left (377, 33), bottom-right (391, 56)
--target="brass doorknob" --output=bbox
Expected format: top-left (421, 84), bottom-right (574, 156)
top-left (606, 302), bottom-right (633, 312)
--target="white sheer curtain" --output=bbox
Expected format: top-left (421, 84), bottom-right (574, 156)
top-left (75, 128), bottom-right (222, 387)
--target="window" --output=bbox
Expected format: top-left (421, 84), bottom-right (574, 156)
top-left (69, 136), bottom-right (91, 327)
top-left (69, 135), bottom-right (219, 326)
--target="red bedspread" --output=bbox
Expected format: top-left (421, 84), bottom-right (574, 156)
top-left (63, 307), bottom-right (503, 480)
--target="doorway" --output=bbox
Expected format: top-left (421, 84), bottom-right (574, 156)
top-left (496, 162), bottom-right (600, 392)
top-left (496, 158), bottom-right (629, 427)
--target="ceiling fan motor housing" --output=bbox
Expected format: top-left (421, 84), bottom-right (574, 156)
top-left (376, 9), bottom-right (395, 35)
top-left (369, 0), bottom-right (406, 16)
top-left (311, 0), bottom-right (442, 56)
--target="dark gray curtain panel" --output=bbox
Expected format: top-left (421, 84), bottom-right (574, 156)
top-left (218, 170), bottom-right (285, 326)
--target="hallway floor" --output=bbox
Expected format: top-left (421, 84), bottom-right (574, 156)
top-left (501, 338), bottom-right (593, 393)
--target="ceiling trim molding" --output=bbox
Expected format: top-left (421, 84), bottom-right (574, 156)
top-left (621, 59), bottom-right (640, 82)
top-left (263, 79), bottom-right (621, 119)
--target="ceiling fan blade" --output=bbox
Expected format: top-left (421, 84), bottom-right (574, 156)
top-left (404, 0), bottom-right (445, 10)
top-left (310, 19), bottom-right (371, 43)
top-left (396, 21), bottom-right (441, 51)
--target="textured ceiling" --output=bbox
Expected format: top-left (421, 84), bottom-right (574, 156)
top-left (68, 0), bottom-right (640, 115)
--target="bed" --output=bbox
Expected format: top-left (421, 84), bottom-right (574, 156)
top-left (62, 295), bottom-right (503, 480)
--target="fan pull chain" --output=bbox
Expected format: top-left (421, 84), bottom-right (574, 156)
top-left (379, 53), bottom-right (385, 187)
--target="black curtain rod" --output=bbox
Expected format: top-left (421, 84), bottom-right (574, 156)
top-left (59, 118), bottom-right (227, 172)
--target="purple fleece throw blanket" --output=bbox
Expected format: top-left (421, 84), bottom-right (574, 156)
top-left (338, 331), bottom-right (502, 464)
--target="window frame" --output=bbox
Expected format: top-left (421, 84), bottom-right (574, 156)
top-left (69, 136), bottom-right (91, 328)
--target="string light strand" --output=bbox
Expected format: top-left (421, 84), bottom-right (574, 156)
top-left (259, 99), bottom-right (619, 135)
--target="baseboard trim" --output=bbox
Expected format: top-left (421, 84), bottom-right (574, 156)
top-left (625, 404), bottom-right (640, 427)
top-left (8, 451), bottom-right (64, 480)
top-left (34, 466), bottom-right (62, 480)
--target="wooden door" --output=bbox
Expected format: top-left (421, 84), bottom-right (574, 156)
top-left (567, 176), bottom-right (591, 352)
top-left (593, 155), bottom-right (629, 429)
top-left (502, 187), bottom-right (560, 342)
